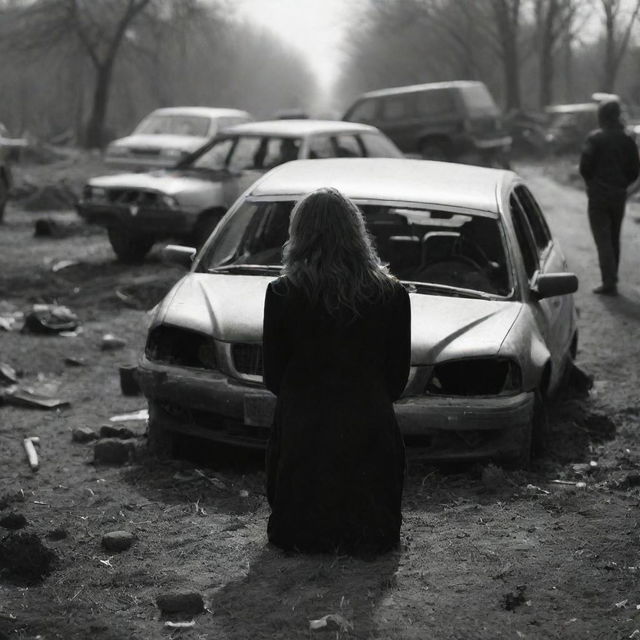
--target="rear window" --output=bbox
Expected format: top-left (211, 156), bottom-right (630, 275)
top-left (416, 89), bottom-right (456, 117)
top-left (200, 201), bottom-right (511, 297)
top-left (134, 114), bottom-right (211, 137)
top-left (459, 85), bottom-right (499, 116)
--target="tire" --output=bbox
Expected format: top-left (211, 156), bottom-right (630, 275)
top-left (147, 400), bottom-right (175, 459)
top-left (419, 139), bottom-right (450, 162)
top-left (502, 390), bottom-right (547, 469)
top-left (530, 390), bottom-right (549, 459)
top-left (107, 226), bottom-right (154, 263)
top-left (192, 211), bottom-right (224, 249)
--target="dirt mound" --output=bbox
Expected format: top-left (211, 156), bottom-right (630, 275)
top-left (0, 531), bottom-right (57, 584)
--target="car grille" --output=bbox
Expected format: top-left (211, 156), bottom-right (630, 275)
top-left (107, 189), bottom-right (161, 206)
top-left (231, 343), bottom-right (263, 377)
top-left (130, 147), bottom-right (161, 157)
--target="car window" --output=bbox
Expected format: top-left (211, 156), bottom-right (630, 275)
top-left (228, 137), bottom-right (264, 171)
top-left (190, 138), bottom-right (234, 170)
top-left (416, 89), bottom-right (455, 118)
top-left (381, 96), bottom-right (412, 122)
top-left (358, 132), bottom-right (403, 157)
top-left (333, 134), bottom-right (364, 157)
top-left (459, 85), bottom-right (499, 117)
top-left (134, 114), bottom-right (211, 137)
top-left (346, 99), bottom-right (377, 123)
top-left (509, 193), bottom-right (538, 279)
top-left (308, 135), bottom-right (334, 159)
top-left (200, 200), bottom-right (511, 296)
top-left (262, 138), bottom-right (301, 168)
top-left (514, 185), bottom-right (551, 256)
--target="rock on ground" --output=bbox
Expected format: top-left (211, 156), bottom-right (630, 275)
top-left (0, 532), bottom-right (57, 583)
top-left (71, 427), bottom-right (97, 443)
top-left (93, 438), bottom-right (136, 465)
top-left (0, 513), bottom-right (27, 530)
top-left (102, 530), bottom-right (135, 552)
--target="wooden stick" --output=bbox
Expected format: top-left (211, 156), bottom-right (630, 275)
top-left (23, 437), bottom-right (39, 471)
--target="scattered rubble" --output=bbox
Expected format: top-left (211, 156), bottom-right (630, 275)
top-left (0, 364), bottom-right (18, 385)
top-left (156, 591), bottom-right (204, 615)
top-left (3, 387), bottom-right (69, 409)
top-left (71, 427), bottom-right (98, 443)
top-left (99, 425), bottom-right (136, 439)
top-left (22, 304), bottom-right (79, 334)
top-left (309, 614), bottom-right (353, 632)
top-left (503, 585), bottom-right (528, 611)
top-left (109, 409), bottom-right (148, 423)
top-left (23, 437), bottom-right (40, 472)
top-left (100, 333), bottom-right (127, 351)
top-left (102, 531), bottom-right (135, 552)
top-left (45, 527), bottom-right (68, 541)
top-left (93, 439), bottom-right (136, 465)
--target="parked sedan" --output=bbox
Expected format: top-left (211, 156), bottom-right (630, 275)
top-left (77, 120), bottom-right (403, 262)
top-left (137, 158), bottom-right (578, 467)
top-left (104, 107), bottom-right (253, 169)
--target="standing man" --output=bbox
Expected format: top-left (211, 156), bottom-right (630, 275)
top-left (579, 99), bottom-right (640, 296)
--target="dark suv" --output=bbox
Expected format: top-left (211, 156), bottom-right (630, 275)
top-left (343, 81), bottom-right (511, 167)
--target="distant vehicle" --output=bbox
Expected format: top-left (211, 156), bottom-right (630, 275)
top-left (544, 103), bottom-right (599, 155)
top-left (138, 158), bottom-right (578, 467)
top-left (78, 120), bottom-right (404, 262)
top-left (104, 107), bottom-right (253, 169)
top-left (544, 93), bottom-right (633, 155)
top-left (343, 80), bottom-right (512, 167)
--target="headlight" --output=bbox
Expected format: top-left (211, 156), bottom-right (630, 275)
top-left (160, 148), bottom-right (186, 158)
top-left (426, 358), bottom-right (521, 396)
top-left (146, 325), bottom-right (217, 370)
top-left (83, 185), bottom-right (108, 202)
top-left (160, 194), bottom-right (179, 209)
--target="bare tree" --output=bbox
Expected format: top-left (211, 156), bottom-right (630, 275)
top-left (0, 0), bottom-right (200, 147)
top-left (533, 0), bottom-right (582, 107)
top-left (598, 0), bottom-right (640, 92)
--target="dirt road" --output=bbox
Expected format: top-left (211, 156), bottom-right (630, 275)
top-left (0, 162), bottom-right (639, 640)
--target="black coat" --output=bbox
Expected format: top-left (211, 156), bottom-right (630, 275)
top-left (579, 125), bottom-right (640, 196)
top-left (262, 276), bottom-right (411, 555)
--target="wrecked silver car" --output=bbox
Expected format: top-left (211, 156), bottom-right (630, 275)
top-left (138, 158), bottom-right (578, 466)
top-left (78, 120), bottom-right (403, 263)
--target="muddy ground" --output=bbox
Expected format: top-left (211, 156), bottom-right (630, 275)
top-left (0, 156), bottom-right (639, 639)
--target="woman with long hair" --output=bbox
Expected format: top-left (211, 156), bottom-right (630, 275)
top-left (262, 187), bottom-right (411, 556)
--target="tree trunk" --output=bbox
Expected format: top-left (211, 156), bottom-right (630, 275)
top-left (503, 34), bottom-right (521, 110)
top-left (85, 61), bottom-right (114, 149)
top-left (539, 37), bottom-right (554, 107)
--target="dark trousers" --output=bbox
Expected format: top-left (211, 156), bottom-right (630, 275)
top-left (587, 189), bottom-right (626, 288)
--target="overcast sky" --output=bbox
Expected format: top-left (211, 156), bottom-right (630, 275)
top-left (233, 0), bottom-right (357, 91)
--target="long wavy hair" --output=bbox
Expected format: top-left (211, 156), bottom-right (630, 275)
top-left (282, 187), bottom-right (396, 320)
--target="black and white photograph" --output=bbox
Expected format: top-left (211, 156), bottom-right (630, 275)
top-left (1, 0), bottom-right (640, 638)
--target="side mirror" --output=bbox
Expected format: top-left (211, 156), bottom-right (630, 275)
top-left (532, 272), bottom-right (578, 300)
top-left (161, 244), bottom-right (196, 269)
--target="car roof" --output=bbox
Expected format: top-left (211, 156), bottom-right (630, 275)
top-left (357, 80), bottom-right (486, 99)
top-left (220, 119), bottom-right (379, 137)
top-left (545, 103), bottom-right (597, 114)
top-left (250, 158), bottom-right (512, 214)
top-left (148, 107), bottom-right (251, 119)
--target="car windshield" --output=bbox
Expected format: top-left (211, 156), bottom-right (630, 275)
top-left (134, 114), bottom-right (211, 137)
top-left (459, 85), bottom-right (499, 117)
top-left (188, 135), bottom-right (303, 171)
top-left (199, 200), bottom-right (511, 297)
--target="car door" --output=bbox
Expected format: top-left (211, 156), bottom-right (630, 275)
top-left (378, 94), bottom-right (419, 152)
top-left (514, 185), bottom-right (575, 361)
top-left (509, 188), bottom-right (570, 384)
top-left (222, 136), bottom-right (267, 206)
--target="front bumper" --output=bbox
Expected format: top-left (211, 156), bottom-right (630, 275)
top-left (137, 356), bottom-right (535, 461)
top-left (76, 201), bottom-right (195, 236)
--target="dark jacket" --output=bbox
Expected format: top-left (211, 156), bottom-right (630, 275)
top-left (263, 276), bottom-right (410, 555)
top-left (579, 125), bottom-right (640, 196)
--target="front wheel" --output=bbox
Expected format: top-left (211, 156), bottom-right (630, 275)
top-left (503, 390), bottom-right (547, 469)
top-left (107, 227), bottom-right (154, 263)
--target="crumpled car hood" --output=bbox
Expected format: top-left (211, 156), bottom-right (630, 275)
top-left (154, 274), bottom-right (523, 363)
top-left (89, 170), bottom-right (219, 197)
top-left (110, 134), bottom-right (208, 152)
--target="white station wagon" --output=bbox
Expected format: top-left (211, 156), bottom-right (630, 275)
top-left (138, 158), bottom-right (578, 467)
